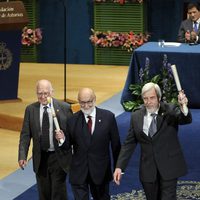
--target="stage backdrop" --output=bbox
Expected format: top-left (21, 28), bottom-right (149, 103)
top-left (38, 0), bottom-right (94, 64)
top-left (37, 0), bottom-right (198, 64)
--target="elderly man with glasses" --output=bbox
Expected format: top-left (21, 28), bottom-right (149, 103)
top-left (66, 87), bottom-right (121, 200)
top-left (18, 79), bottom-right (73, 200)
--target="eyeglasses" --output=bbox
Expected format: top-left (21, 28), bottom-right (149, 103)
top-left (37, 92), bottom-right (50, 97)
top-left (79, 100), bottom-right (94, 106)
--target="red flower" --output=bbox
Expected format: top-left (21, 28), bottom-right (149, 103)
top-left (119, 0), bottom-right (125, 4)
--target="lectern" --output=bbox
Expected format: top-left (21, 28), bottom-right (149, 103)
top-left (0, 1), bottom-right (28, 100)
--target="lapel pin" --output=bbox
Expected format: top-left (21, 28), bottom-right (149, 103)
top-left (99, 119), bottom-right (101, 122)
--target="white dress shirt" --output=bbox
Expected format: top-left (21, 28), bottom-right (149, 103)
top-left (84, 108), bottom-right (96, 134)
top-left (143, 110), bottom-right (158, 136)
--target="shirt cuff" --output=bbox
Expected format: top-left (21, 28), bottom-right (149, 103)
top-left (58, 137), bottom-right (65, 146)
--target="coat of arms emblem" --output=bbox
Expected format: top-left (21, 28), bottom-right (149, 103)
top-left (0, 42), bottom-right (12, 70)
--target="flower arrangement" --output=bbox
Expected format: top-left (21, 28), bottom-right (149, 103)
top-left (94, 0), bottom-right (143, 4)
top-left (90, 29), bottom-right (150, 52)
top-left (21, 26), bottom-right (42, 46)
top-left (123, 54), bottom-right (178, 111)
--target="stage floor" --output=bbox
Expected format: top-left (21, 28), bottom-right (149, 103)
top-left (0, 63), bottom-right (128, 179)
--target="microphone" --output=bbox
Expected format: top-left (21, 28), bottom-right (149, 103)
top-left (47, 97), bottom-right (64, 144)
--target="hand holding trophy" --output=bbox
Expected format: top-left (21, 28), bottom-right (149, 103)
top-left (47, 97), bottom-right (64, 144)
top-left (171, 65), bottom-right (188, 115)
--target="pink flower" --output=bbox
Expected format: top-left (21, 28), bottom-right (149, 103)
top-left (94, 0), bottom-right (143, 4)
top-left (90, 29), bottom-right (150, 52)
top-left (21, 26), bottom-right (42, 46)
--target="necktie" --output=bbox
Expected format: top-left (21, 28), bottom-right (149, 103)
top-left (87, 116), bottom-right (92, 134)
top-left (41, 106), bottom-right (50, 151)
top-left (194, 22), bottom-right (198, 33)
top-left (148, 113), bottom-right (157, 137)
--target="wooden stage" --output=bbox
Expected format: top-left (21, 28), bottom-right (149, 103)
top-left (0, 63), bottom-right (128, 179)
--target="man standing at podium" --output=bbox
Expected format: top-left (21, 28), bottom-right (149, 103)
top-left (18, 79), bottom-right (73, 200)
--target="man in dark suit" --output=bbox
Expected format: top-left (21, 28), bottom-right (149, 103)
top-left (18, 79), bottom-right (73, 200)
top-left (66, 88), bottom-right (121, 200)
top-left (114, 82), bottom-right (192, 200)
top-left (178, 2), bottom-right (200, 43)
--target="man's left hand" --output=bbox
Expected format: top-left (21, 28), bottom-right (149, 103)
top-left (55, 130), bottom-right (65, 142)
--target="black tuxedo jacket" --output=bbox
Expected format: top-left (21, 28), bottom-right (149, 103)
top-left (116, 102), bottom-right (192, 182)
top-left (67, 107), bottom-right (121, 185)
top-left (18, 98), bottom-right (73, 173)
top-left (178, 19), bottom-right (200, 43)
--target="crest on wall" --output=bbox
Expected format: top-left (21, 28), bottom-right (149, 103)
top-left (0, 42), bottom-right (12, 70)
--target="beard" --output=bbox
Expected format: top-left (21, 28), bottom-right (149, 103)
top-left (146, 103), bottom-right (159, 114)
top-left (146, 107), bottom-right (157, 114)
top-left (81, 106), bottom-right (95, 115)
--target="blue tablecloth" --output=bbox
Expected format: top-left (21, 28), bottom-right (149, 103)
top-left (121, 42), bottom-right (200, 108)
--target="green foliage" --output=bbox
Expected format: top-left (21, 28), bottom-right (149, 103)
top-left (123, 54), bottom-right (178, 112)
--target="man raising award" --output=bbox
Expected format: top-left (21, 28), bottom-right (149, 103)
top-left (114, 82), bottom-right (192, 200)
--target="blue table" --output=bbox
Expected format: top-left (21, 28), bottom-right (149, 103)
top-left (121, 42), bottom-right (200, 108)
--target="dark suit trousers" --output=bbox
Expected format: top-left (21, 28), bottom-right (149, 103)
top-left (141, 171), bottom-right (177, 200)
top-left (36, 151), bottom-right (67, 200)
top-left (71, 172), bottom-right (110, 200)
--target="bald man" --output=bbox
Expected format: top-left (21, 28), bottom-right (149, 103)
top-left (18, 79), bottom-right (73, 200)
top-left (66, 88), bottom-right (121, 200)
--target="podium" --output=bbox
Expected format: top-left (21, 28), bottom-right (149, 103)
top-left (0, 1), bottom-right (28, 100)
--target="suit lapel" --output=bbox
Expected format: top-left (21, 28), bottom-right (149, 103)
top-left (197, 24), bottom-right (200, 34)
top-left (33, 102), bottom-right (41, 137)
top-left (139, 107), bottom-right (150, 139)
top-left (138, 108), bottom-right (145, 133)
top-left (190, 20), bottom-right (193, 31)
top-left (157, 103), bottom-right (166, 132)
top-left (92, 108), bottom-right (102, 137)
